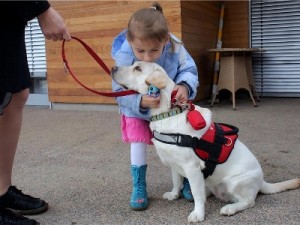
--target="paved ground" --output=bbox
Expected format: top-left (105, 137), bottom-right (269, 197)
top-left (14, 97), bottom-right (299, 225)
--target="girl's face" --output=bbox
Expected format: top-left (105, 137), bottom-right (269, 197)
top-left (129, 38), bottom-right (168, 62)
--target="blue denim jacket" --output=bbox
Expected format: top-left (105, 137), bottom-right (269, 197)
top-left (111, 29), bottom-right (199, 121)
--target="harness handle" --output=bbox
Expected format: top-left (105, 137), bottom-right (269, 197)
top-left (62, 36), bottom-right (137, 97)
top-left (217, 123), bottom-right (239, 135)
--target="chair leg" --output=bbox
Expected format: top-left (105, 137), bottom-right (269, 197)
top-left (248, 90), bottom-right (257, 107)
top-left (250, 85), bottom-right (260, 102)
top-left (210, 93), bottom-right (218, 107)
top-left (232, 91), bottom-right (236, 110)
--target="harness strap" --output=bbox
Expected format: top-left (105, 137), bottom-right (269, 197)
top-left (153, 131), bottom-right (222, 178)
top-left (201, 123), bottom-right (223, 178)
top-left (202, 123), bottom-right (238, 178)
top-left (152, 123), bottom-right (239, 179)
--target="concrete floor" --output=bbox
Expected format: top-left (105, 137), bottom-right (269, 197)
top-left (14, 97), bottom-right (300, 225)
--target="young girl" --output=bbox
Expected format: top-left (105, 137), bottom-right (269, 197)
top-left (111, 2), bottom-right (199, 211)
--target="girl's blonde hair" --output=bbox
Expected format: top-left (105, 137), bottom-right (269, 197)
top-left (127, 2), bottom-right (169, 44)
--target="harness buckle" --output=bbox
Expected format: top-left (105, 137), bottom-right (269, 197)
top-left (176, 134), bottom-right (182, 145)
top-left (178, 135), bottom-right (199, 149)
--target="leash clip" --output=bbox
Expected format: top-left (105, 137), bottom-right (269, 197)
top-left (172, 98), bottom-right (183, 107)
top-left (172, 99), bottom-right (193, 111)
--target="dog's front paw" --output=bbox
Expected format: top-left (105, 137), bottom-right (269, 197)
top-left (188, 210), bottom-right (204, 223)
top-left (163, 191), bottom-right (179, 200)
top-left (220, 204), bottom-right (237, 216)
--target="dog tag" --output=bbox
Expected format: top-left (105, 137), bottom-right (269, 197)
top-left (187, 110), bottom-right (206, 130)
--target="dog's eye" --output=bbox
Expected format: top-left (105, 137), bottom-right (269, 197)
top-left (134, 66), bottom-right (142, 72)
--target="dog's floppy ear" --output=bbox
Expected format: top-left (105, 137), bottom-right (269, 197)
top-left (145, 69), bottom-right (167, 89)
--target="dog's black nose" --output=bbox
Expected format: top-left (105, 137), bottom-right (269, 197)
top-left (111, 66), bottom-right (118, 75)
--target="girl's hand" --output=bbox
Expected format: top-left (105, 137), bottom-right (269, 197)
top-left (140, 95), bottom-right (160, 109)
top-left (173, 85), bottom-right (188, 103)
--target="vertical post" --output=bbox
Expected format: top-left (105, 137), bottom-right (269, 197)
top-left (211, 2), bottom-right (225, 105)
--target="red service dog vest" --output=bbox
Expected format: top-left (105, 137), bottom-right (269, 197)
top-left (153, 123), bottom-right (239, 178)
top-left (195, 123), bottom-right (238, 163)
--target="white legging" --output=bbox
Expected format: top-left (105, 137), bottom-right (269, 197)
top-left (130, 142), bottom-right (147, 166)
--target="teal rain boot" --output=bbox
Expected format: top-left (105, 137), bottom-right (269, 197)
top-left (181, 177), bottom-right (194, 202)
top-left (130, 165), bottom-right (148, 210)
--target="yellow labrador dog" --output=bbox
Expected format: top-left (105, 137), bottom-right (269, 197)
top-left (111, 61), bottom-right (300, 223)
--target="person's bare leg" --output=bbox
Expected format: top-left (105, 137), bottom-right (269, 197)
top-left (0, 88), bottom-right (29, 195)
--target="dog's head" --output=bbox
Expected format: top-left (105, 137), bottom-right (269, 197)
top-left (111, 61), bottom-right (171, 95)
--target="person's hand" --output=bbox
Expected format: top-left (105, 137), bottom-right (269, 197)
top-left (37, 7), bottom-right (71, 41)
top-left (173, 84), bottom-right (188, 103)
top-left (140, 94), bottom-right (160, 109)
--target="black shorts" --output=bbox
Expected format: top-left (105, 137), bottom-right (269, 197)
top-left (0, 92), bottom-right (12, 115)
top-left (0, 21), bottom-right (31, 94)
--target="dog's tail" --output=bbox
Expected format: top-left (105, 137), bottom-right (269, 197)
top-left (259, 178), bottom-right (300, 194)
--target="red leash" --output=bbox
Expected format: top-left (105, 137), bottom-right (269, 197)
top-left (62, 36), bottom-right (137, 97)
